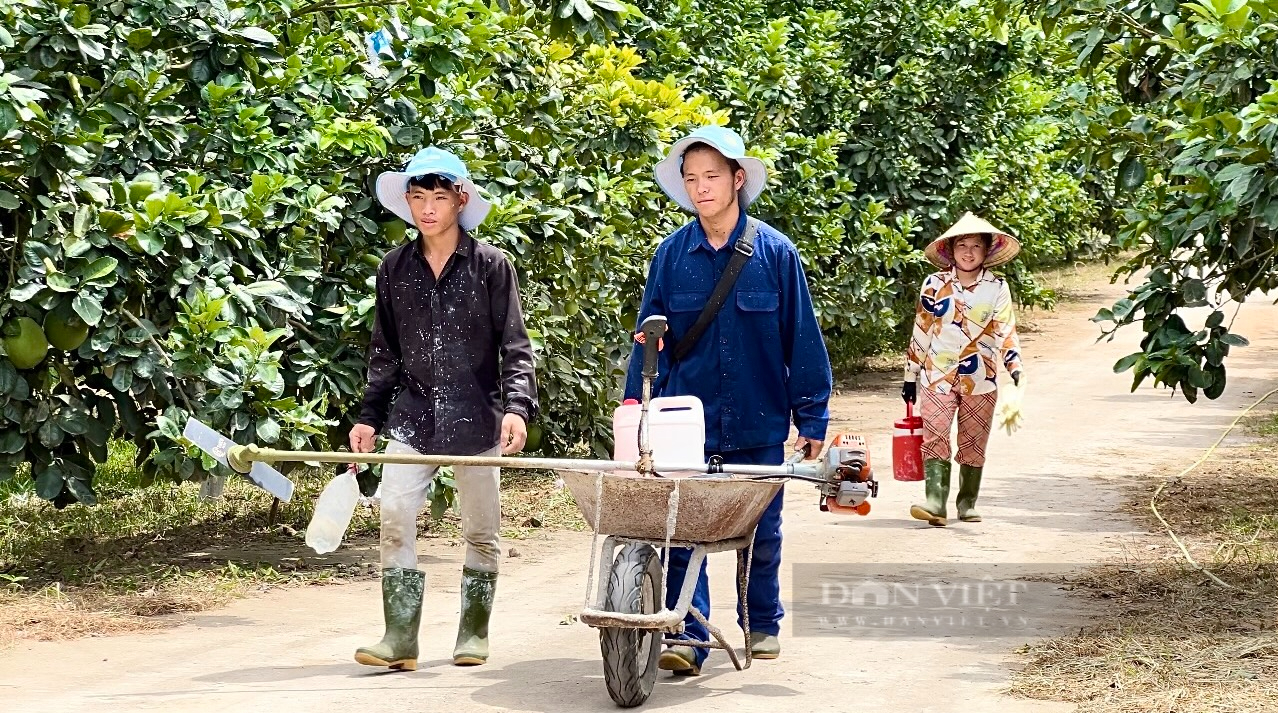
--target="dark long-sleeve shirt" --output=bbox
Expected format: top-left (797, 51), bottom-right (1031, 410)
top-left (623, 209), bottom-right (832, 452)
top-left (356, 231), bottom-right (538, 457)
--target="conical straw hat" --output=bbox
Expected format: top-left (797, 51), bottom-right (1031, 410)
top-left (924, 212), bottom-right (1021, 269)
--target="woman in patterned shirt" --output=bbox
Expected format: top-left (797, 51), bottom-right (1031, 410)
top-left (901, 213), bottom-right (1024, 527)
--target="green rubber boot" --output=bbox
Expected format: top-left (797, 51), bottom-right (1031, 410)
top-left (910, 459), bottom-right (951, 527)
top-left (658, 646), bottom-right (701, 676)
top-left (453, 566), bottom-right (497, 665)
top-left (749, 631), bottom-right (780, 659)
top-left (956, 464), bottom-right (984, 522)
top-left (354, 567), bottom-right (425, 671)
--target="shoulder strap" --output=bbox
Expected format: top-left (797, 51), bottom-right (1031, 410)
top-left (669, 217), bottom-right (761, 363)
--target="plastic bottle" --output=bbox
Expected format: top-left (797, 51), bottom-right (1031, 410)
top-left (306, 469), bottom-right (359, 554)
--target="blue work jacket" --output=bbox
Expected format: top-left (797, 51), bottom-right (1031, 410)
top-left (623, 209), bottom-right (833, 453)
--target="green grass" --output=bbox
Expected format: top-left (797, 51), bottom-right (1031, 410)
top-left (0, 447), bottom-right (378, 590)
top-left (1258, 412), bottom-right (1278, 438)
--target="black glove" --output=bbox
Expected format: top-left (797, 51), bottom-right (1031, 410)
top-left (902, 381), bottom-right (917, 404)
top-left (1011, 370), bottom-right (1022, 387)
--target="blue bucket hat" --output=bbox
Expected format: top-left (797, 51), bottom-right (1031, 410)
top-left (653, 125), bottom-right (769, 214)
top-left (375, 147), bottom-right (492, 231)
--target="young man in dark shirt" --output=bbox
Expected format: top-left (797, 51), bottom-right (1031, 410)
top-left (349, 147), bottom-right (538, 671)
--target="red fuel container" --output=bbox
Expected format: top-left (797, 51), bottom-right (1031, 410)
top-left (892, 402), bottom-right (925, 482)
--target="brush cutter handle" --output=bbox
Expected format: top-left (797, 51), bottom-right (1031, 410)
top-left (639, 315), bottom-right (667, 380)
top-left (786, 440), bottom-right (813, 465)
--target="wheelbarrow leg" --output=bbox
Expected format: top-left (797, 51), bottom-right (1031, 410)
top-left (688, 606), bottom-right (743, 671)
top-left (737, 535), bottom-right (755, 670)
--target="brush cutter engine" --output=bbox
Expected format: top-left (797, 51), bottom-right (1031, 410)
top-left (817, 433), bottom-right (878, 515)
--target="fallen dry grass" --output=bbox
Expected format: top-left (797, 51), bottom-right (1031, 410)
top-left (0, 570), bottom-right (258, 650)
top-left (493, 470), bottom-right (588, 539)
top-left (1009, 410), bottom-right (1278, 712)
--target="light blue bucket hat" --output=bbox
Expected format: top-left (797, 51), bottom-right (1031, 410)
top-left (375, 147), bottom-right (492, 231)
top-left (653, 125), bottom-right (768, 213)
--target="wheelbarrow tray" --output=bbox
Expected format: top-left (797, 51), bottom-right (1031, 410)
top-left (560, 470), bottom-right (783, 543)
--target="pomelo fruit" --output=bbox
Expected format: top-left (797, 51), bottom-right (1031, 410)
top-left (3, 317), bottom-right (49, 370)
top-left (525, 422), bottom-right (543, 452)
top-left (44, 302), bottom-right (90, 352)
top-left (382, 220), bottom-right (406, 243)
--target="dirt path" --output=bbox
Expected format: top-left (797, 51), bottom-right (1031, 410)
top-left (3, 275), bottom-right (1277, 713)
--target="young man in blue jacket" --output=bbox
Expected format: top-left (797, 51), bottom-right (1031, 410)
top-left (624, 125), bottom-right (833, 675)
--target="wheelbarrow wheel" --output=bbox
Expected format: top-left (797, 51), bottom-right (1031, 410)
top-left (600, 543), bottom-right (662, 708)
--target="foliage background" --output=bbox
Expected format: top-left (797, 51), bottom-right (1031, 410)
top-left (1009, 0), bottom-right (1277, 404)
top-left (0, 0), bottom-right (1110, 506)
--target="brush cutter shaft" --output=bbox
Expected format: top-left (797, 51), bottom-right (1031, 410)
top-left (226, 444), bottom-right (819, 479)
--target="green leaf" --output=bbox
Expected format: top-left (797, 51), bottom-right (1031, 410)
top-left (1204, 366), bottom-right (1227, 399)
top-left (1181, 278), bottom-right (1207, 305)
top-left (35, 464), bottom-right (64, 500)
top-left (156, 414), bottom-right (181, 440)
top-left (127, 27), bottom-right (153, 49)
top-left (245, 281), bottom-right (290, 297)
top-left (1216, 163), bottom-right (1252, 183)
top-left (1114, 352), bottom-right (1142, 373)
top-left (73, 204), bottom-right (93, 237)
top-left (133, 352), bottom-right (156, 379)
top-left (112, 366), bottom-right (134, 393)
top-left (1117, 156), bottom-right (1147, 192)
top-left (46, 272), bottom-right (78, 292)
top-left (204, 366), bottom-right (240, 388)
top-left (97, 209), bottom-right (132, 235)
top-left (67, 477), bottom-right (97, 505)
top-left (10, 282), bottom-right (42, 302)
top-left (1219, 333), bottom-right (1249, 347)
top-left (1112, 298), bottom-right (1136, 321)
top-left (59, 407), bottom-right (90, 435)
top-left (0, 191), bottom-right (18, 210)
top-left (38, 418), bottom-right (64, 449)
top-left (0, 430), bottom-right (24, 454)
top-left (0, 359), bottom-right (15, 394)
top-left (1206, 310), bottom-right (1224, 328)
top-left (1225, 167), bottom-right (1259, 202)
top-left (73, 294), bottom-right (104, 326)
top-left (256, 417), bottom-right (280, 443)
top-left (133, 231), bottom-right (164, 255)
top-left (237, 27), bottom-right (278, 45)
top-left (1187, 364), bottom-right (1212, 389)
top-left (78, 257), bottom-right (118, 282)
top-left (84, 420), bottom-right (109, 462)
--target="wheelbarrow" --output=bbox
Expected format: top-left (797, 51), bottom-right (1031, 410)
top-left (562, 468), bottom-right (786, 707)
top-left (178, 315), bottom-right (878, 708)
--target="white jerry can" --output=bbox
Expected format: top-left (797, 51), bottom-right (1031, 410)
top-left (611, 395), bottom-right (705, 477)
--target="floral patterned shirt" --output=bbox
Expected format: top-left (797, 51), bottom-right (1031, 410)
top-left (905, 268), bottom-right (1023, 395)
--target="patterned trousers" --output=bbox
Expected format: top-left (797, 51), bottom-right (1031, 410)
top-left (920, 387), bottom-right (999, 467)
